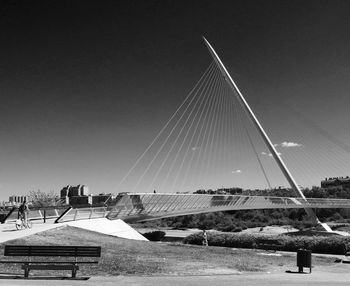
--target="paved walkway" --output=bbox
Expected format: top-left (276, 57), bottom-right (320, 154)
top-left (0, 220), bottom-right (62, 243)
top-left (0, 271), bottom-right (350, 286)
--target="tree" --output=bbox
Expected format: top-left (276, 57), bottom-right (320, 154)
top-left (29, 190), bottom-right (63, 208)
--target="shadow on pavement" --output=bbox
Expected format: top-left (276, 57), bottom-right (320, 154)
top-left (285, 270), bottom-right (311, 274)
top-left (0, 274), bottom-right (90, 280)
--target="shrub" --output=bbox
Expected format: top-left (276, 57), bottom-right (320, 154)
top-left (183, 231), bottom-right (350, 254)
top-left (330, 224), bottom-right (348, 230)
top-left (142, 231), bottom-right (166, 241)
top-left (183, 232), bottom-right (258, 249)
top-left (217, 225), bottom-right (237, 232)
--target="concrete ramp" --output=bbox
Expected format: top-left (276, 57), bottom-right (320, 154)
top-left (0, 222), bottom-right (63, 243)
top-left (65, 218), bottom-right (148, 241)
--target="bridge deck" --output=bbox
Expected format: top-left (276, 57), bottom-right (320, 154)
top-left (106, 193), bottom-right (350, 222)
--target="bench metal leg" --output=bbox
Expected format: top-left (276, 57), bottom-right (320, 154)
top-left (20, 262), bottom-right (82, 278)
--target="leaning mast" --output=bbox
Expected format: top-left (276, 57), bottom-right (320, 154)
top-left (203, 37), bottom-right (328, 229)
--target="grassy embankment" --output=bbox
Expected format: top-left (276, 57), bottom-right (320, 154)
top-left (0, 226), bottom-right (337, 277)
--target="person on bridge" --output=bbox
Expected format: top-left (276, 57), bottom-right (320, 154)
top-left (18, 200), bottom-right (30, 225)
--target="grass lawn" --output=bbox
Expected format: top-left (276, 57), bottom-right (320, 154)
top-left (0, 226), bottom-right (338, 277)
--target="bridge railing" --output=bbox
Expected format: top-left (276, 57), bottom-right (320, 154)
top-left (106, 193), bottom-right (350, 221)
top-left (55, 206), bottom-right (109, 223)
top-left (2, 207), bottom-right (68, 223)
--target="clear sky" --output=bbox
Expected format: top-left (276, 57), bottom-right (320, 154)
top-left (1, 0), bottom-right (350, 200)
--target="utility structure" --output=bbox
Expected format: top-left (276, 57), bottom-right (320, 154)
top-left (202, 37), bottom-right (330, 232)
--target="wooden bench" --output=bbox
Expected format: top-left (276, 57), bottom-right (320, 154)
top-left (0, 245), bottom-right (101, 278)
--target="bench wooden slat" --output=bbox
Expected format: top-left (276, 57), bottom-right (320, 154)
top-left (4, 245), bottom-right (101, 257)
top-left (0, 261), bottom-right (98, 264)
top-left (22, 264), bottom-right (79, 271)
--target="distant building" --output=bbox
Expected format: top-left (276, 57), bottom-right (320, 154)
top-left (193, 187), bottom-right (243, 195)
top-left (60, 185), bottom-right (70, 198)
top-left (217, 187), bottom-right (243, 195)
top-left (321, 176), bottom-right (350, 189)
top-left (59, 185), bottom-right (111, 206)
top-left (8, 195), bottom-right (29, 205)
top-left (60, 185), bottom-right (89, 197)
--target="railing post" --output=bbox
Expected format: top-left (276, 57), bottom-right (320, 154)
top-left (2, 207), bottom-right (16, 224)
top-left (54, 206), bottom-right (72, 223)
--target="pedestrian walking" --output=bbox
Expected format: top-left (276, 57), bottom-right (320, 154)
top-left (202, 230), bottom-right (208, 246)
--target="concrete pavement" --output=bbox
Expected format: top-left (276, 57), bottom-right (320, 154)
top-left (1, 270), bottom-right (350, 286)
top-left (0, 220), bottom-right (63, 243)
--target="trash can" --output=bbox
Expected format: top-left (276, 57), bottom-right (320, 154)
top-left (297, 249), bottom-right (312, 273)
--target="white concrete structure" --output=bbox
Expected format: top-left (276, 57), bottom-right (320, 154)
top-left (66, 218), bottom-right (148, 241)
top-left (0, 218), bottom-right (147, 243)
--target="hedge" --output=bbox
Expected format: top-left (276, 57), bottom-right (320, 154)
top-left (183, 232), bottom-right (350, 254)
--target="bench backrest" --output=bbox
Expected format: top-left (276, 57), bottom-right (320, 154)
top-left (4, 245), bottom-right (101, 257)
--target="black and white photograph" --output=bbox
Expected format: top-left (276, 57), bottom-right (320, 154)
top-left (1, 1), bottom-right (350, 284)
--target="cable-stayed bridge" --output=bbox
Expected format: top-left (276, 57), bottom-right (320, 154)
top-left (111, 38), bottom-right (350, 229)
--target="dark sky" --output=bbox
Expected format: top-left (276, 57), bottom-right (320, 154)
top-left (1, 0), bottom-right (350, 199)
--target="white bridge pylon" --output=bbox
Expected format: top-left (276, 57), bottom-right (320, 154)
top-left (202, 37), bottom-right (319, 225)
top-left (107, 193), bottom-right (350, 222)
